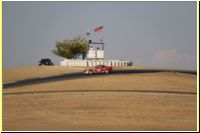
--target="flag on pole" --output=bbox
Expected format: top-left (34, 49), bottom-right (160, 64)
top-left (94, 26), bottom-right (103, 32)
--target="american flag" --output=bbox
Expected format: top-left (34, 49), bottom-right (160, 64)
top-left (94, 26), bottom-right (103, 32)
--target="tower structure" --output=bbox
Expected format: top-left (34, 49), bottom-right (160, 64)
top-left (60, 26), bottom-right (132, 67)
top-left (86, 26), bottom-right (104, 60)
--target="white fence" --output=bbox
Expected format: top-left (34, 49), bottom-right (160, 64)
top-left (60, 59), bottom-right (132, 67)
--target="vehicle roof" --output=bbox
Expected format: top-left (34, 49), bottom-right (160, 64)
top-left (41, 58), bottom-right (51, 60)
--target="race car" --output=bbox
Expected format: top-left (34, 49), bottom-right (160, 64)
top-left (84, 65), bottom-right (112, 75)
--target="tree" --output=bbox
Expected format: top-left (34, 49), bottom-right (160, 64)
top-left (52, 36), bottom-right (89, 59)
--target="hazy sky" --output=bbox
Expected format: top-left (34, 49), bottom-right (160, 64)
top-left (3, 1), bottom-right (197, 70)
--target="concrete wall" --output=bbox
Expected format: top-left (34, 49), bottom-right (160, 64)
top-left (60, 59), bottom-right (132, 67)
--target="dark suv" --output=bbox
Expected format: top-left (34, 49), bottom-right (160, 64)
top-left (39, 58), bottom-right (54, 66)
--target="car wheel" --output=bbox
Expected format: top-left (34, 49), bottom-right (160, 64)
top-left (105, 70), bottom-right (109, 74)
top-left (89, 70), bottom-right (93, 75)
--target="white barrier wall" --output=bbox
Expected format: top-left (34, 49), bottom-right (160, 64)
top-left (60, 59), bottom-right (131, 67)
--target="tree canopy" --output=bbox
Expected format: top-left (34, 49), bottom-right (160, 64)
top-left (52, 36), bottom-right (89, 59)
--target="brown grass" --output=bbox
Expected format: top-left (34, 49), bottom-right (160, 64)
top-left (3, 67), bottom-right (197, 131)
top-left (3, 92), bottom-right (196, 131)
top-left (4, 72), bottom-right (197, 94)
top-left (3, 66), bottom-right (84, 83)
top-left (2, 65), bottom-right (178, 84)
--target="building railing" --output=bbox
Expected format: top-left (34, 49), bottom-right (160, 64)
top-left (60, 59), bottom-right (132, 67)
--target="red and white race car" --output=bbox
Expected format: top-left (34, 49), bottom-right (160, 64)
top-left (84, 65), bottom-right (113, 75)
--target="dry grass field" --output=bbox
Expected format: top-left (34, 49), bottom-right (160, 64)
top-left (2, 66), bottom-right (159, 84)
top-left (3, 66), bottom-right (84, 83)
top-left (3, 66), bottom-right (197, 131)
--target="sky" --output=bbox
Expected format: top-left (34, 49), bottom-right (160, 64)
top-left (3, 1), bottom-right (197, 70)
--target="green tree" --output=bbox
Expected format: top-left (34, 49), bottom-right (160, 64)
top-left (52, 36), bottom-right (89, 59)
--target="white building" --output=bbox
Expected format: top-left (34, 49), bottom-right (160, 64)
top-left (87, 47), bottom-right (104, 60)
top-left (60, 37), bottom-right (132, 67)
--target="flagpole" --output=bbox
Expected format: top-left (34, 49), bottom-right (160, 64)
top-left (101, 26), bottom-right (104, 50)
top-left (100, 26), bottom-right (104, 60)
top-left (94, 26), bottom-right (104, 60)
